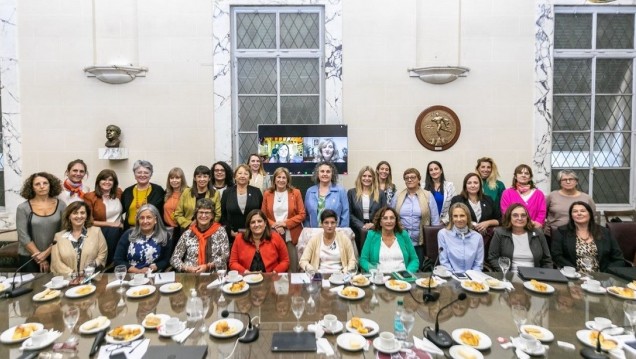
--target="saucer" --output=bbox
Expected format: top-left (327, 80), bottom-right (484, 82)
top-left (581, 283), bottom-right (607, 294)
top-left (511, 336), bottom-right (545, 356)
top-left (520, 324), bottom-right (555, 342)
top-left (561, 270), bottom-right (581, 279)
top-left (20, 331), bottom-right (62, 351)
top-left (336, 332), bottom-right (366, 351)
top-left (585, 321), bottom-right (624, 335)
top-left (329, 276), bottom-right (346, 286)
top-left (372, 337), bottom-right (400, 354)
top-left (142, 314), bottom-right (170, 330)
top-left (319, 320), bottom-right (344, 334)
top-left (45, 280), bottom-right (70, 289)
top-left (226, 275), bottom-right (244, 283)
top-left (128, 278), bottom-right (150, 286)
top-left (158, 321), bottom-right (186, 337)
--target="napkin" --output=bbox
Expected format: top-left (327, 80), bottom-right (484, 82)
top-left (432, 276), bottom-right (447, 284)
top-left (153, 272), bottom-right (175, 285)
top-left (515, 348), bottom-right (531, 359)
top-left (316, 338), bottom-right (334, 355)
top-left (329, 285), bottom-right (344, 293)
top-left (173, 327), bottom-right (194, 344)
top-left (307, 323), bottom-right (325, 338)
top-left (207, 278), bottom-right (223, 289)
top-left (616, 335), bottom-right (636, 359)
top-left (8, 273), bottom-right (34, 284)
top-left (291, 273), bottom-right (311, 284)
top-left (413, 335), bottom-right (444, 356)
top-left (106, 280), bottom-right (128, 289)
top-left (97, 339), bottom-right (150, 359)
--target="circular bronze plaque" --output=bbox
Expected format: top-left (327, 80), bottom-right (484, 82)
top-left (415, 106), bottom-right (461, 151)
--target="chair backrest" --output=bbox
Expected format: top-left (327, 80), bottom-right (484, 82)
top-left (606, 222), bottom-right (636, 265)
top-left (604, 209), bottom-right (636, 223)
top-left (423, 225), bottom-right (445, 265)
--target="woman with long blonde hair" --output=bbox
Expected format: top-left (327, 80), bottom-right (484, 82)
top-left (347, 166), bottom-right (386, 249)
top-left (475, 157), bottom-right (505, 208)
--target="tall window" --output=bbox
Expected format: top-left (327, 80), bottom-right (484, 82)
top-left (231, 6), bottom-right (324, 163)
top-left (552, 7), bottom-right (635, 205)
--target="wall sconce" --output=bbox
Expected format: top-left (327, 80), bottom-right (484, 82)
top-left (84, 65), bottom-right (148, 84)
top-left (408, 66), bottom-right (470, 85)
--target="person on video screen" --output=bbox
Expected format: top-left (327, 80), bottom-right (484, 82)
top-left (269, 144), bottom-right (291, 163)
top-left (314, 138), bottom-right (344, 163)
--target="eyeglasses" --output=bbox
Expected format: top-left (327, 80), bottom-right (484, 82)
top-left (404, 176), bottom-right (418, 181)
top-left (560, 178), bottom-right (577, 183)
top-left (213, 169), bottom-right (225, 172)
top-left (197, 211), bottom-right (213, 217)
top-left (512, 213), bottom-right (528, 219)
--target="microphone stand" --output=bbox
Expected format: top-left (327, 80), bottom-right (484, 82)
top-left (5, 240), bottom-right (57, 298)
top-left (424, 247), bottom-right (443, 303)
top-left (580, 325), bottom-right (630, 359)
top-left (222, 309), bottom-right (259, 343)
top-left (424, 293), bottom-right (467, 348)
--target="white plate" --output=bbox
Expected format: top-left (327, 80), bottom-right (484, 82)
top-left (336, 332), bottom-right (366, 351)
top-left (319, 320), bottom-right (344, 334)
top-left (576, 329), bottom-right (623, 351)
top-left (520, 324), bottom-right (555, 342)
top-left (128, 278), bottom-right (150, 286)
top-left (126, 285), bottom-right (156, 298)
top-left (65, 284), bottom-right (97, 298)
top-left (585, 321), bottom-right (624, 336)
top-left (523, 281), bottom-right (555, 294)
top-left (561, 270), bottom-right (581, 279)
top-left (350, 275), bottom-right (371, 287)
top-left (484, 278), bottom-right (505, 290)
top-left (32, 289), bottom-right (61, 302)
top-left (222, 281), bottom-right (250, 295)
top-left (0, 281), bottom-right (10, 293)
top-left (345, 318), bottom-right (379, 337)
top-left (628, 282), bottom-right (636, 291)
top-left (226, 275), bottom-right (244, 283)
top-left (416, 277), bottom-right (439, 289)
top-left (0, 323), bottom-right (44, 344)
top-left (159, 282), bottom-right (183, 294)
top-left (44, 280), bottom-right (70, 290)
top-left (607, 286), bottom-right (636, 300)
top-left (385, 279), bottom-right (412, 292)
top-left (105, 325), bottom-right (145, 344)
top-left (449, 345), bottom-right (484, 359)
top-left (451, 328), bottom-right (492, 350)
top-left (243, 274), bottom-right (264, 284)
top-left (433, 269), bottom-right (452, 278)
top-left (461, 280), bottom-right (490, 294)
top-left (209, 318), bottom-right (244, 338)
top-left (79, 317), bottom-right (111, 334)
top-left (142, 314), bottom-right (170, 330)
top-left (511, 336), bottom-right (546, 356)
top-left (372, 337), bottom-right (401, 354)
top-left (581, 283), bottom-right (607, 294)
top-left (157, 321), bottom-right (186, 337)
top-left (338, 286), bottom-right (365, 300)
top-left (20, 330), bottom-right (62, 350)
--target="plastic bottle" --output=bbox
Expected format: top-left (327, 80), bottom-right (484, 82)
top-left (394, 299), bottom-right (405, 340)
top-left (186, 288), bottom-right (203, 321)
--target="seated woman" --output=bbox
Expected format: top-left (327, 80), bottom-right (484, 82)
top-left (347, 166), bottom-right (386, 250)
top-left (51, 201), bottom-right (108, 276)
top-left (114, 204), bottom-right (171, 274)
top-left (229, 209), bottom-right (290, 273)
top-left (58, 159), bottom-right (90, 205)
top-left (487, 203), bottom-right (553, 271)
top-left (304, 162), bottom-right (349, 228)
top-left (299, 209), bottom-right (357, 273)
top-left (359, 207), bottom-right (419, 273)
top-left (500, 164), bottom-right (546, 228)
top-left (438, 203), bottom-right (484, 273)
top-left (170, 198), bottom-right (229, 273)
top-left (174, 166), bottom-right (221, 230)
top-left (450, 172), bottom-right (501, 237)
top-left (552, 201), bottom-right (624, 273)
top-left (545, 169), bottom-right (595, 237)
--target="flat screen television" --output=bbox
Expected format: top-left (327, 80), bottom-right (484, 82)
top-left (258, 124), bottom-right (348, 175)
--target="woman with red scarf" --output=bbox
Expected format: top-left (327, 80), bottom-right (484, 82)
top-left (59, 159), bottom-right (90, 205)
top-left (500, 164), bottom-right (547, 228)
top-left (170, 198), bottom-right (229, 273)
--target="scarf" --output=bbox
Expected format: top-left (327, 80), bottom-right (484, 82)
top-left (452, 225), bottom-right (469, 236)
top-left (516, 183), bottom-right (531, 194)
top-left (64, 179), bottom-right (85, 198)
top-left (190, 221), bottom-right (221, 266)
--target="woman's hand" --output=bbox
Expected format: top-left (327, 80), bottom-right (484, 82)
top-left (193, 265), bottom-right (207, 273)
top-left (474, 222), bottom-right (488, 234)
top-left (362, 223), bottom-right (374, 230)
top-left (39, 260), bottom-right (49, 272)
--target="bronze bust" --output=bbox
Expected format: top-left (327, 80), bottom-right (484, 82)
top-left (105, 125), bottom-right (122, 148)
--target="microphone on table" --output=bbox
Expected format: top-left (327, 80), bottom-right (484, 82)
top-left (580, 324), bottom-right (630, 359)
top-left (221, 309), bottom-right (259, 343)
top-left (424, 293), bottom-right (467, 348)
top-left (5, 240), bottom-right (57, 298)
top-left (423, 247), bottom-right (443, 303)
top-left (89, 327), bottom-right (110, 357)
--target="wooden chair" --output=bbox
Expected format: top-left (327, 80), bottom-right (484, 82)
top-left (606, 222), bottom-right (636, 266)
top-left (604, 209), bottom-right (636, 223)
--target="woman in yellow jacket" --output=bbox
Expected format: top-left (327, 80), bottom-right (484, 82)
top-left (174, 166), bottom-right (221, 230)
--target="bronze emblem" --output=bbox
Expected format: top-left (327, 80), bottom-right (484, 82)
top-left (415, 106), bottom-right (461, 151)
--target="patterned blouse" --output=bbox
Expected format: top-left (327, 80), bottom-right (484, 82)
top-left (127, 236), bottom-right (162, 269)
top-left (575, 237), bottom-right (599, 273)
top-left (170, 228), bottom-right (230, 271)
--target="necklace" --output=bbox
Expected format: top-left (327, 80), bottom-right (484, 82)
top-left (134, 185), bottom-right (150, 209)
top-left (275, 191), bottom-right (286, 202)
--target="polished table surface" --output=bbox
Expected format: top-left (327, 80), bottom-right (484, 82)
top-left (1, 271), bottom-right (634, 358)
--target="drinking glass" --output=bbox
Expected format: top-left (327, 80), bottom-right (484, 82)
top-left (498, 257), bottom-right (511, 282)
top-left (400, 311), bottom-right (416, 348)
top-left (84, 261), bottom-right (96, 281)
top-left (511, 305), bottom-right (527, 333)
top-left (291, 296), bottom-right (306, 333)
top-left (199, 296), bottom-right (211, 333)
top-left (114, 265), bottom-right (127, 293)
top-left (306, 280), bottom-right (318, 310)
top-left (63, 305), bottom-right (80, 343)
top-left (624, 301), bottom-right (636, 334)
top-left (581, 257), bottom-right (594, 276)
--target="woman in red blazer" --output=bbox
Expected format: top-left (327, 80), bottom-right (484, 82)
top-left (229, 209), bottom-right (290, 273)
top-left (261, 167), bottom-right (306, 245)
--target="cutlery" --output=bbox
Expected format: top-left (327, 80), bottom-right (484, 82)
top-left (128, 339), bottom-right (144, 354)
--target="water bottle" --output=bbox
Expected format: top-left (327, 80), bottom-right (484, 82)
top-left (186, 288), bottom-right (203, 321)
top-left (394, 299), bottom-right (405, 340)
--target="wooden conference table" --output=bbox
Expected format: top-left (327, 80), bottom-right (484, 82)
top-left (0, 271), bottom-right (634, 358)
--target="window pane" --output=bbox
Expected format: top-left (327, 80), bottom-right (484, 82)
top-left (555, 13), bottom-right (592, 49)
top-left (595, 95), bottom-right (632, 131)
top-left (238, 133), bottom-right (258, 164)
top-left (554, 59), bottom-right (592, 93)
top-left (281, 59), bottom-right (319, 94)
top-left (593, 132), bottom-right (631, 167)
top-left (552, 132), bottom-right (590, 167)
top-left (550, 169), bottom-right (590, 193)
top-left (237, 58), bottom-right (276, 94)
top-left (280, 13), bottom-right (319, 49)
top-left (553, 96), bottom-right (591, 130)
top-left (596, 59), bottom-right (633, 94)
top-left (597, 14), bottom-right (634, 49)
top-left (593, 169), bottom-right (630, 204)
top-left (281, 96), bottom-right (320, 124)
top-left (238, 96), bottom-right (277, 131)
top-left (237, 13), bottom-right (276, 49)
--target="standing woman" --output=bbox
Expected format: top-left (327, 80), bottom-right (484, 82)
top-left (450, 173), bottom-right (501, 237)
top-left (170, 198), bottom-right (229, 273)
top-left (59, 159), bottom-right (90, 205)
top-left (261, 167), bottom-right (306, 245)
top-left (437, 203), bottom-right (484, 273)
top-left (500, 164), bottom-right (547, 228)
top-left (304, 162), bottom-right (349, 228)
top-left (376, 161), bottom-right (397, 205)
top-left (423, 161), bottom-right (455, 225)
top-left (16, 173), bottom-right (67, 272)
top-left (51, 201), bottom-right (108, 276)
top-left (163, 167), bottom-right (187, 232)
top-left (121, 160), bottom-right (165, 230)
top-left (545, 170), bottom-right (595, 237)
top-left (83, 169), bottom-right (123, 267)
top-left (475, 157), bottom-right (506, 209)
top-left (211, 161), bottom-right (234, 199)
top-left (247, 154), bottom-right (271, 193)
top-left (221, 164), bottom-right (263, 244)
top-left (174, 166), bottom-right (221, 230)
top-left (348, 166), bottom-right (386, 249)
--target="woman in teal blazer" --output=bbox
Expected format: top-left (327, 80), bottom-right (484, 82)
top-left (360, 206), bottom-right (419, 273)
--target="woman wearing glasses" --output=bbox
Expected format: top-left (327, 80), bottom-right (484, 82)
top-left (544, 170), bottom-right (595, 238)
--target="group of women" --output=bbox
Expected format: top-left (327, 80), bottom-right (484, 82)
top-left (15, 155), bottom-right (626, 278)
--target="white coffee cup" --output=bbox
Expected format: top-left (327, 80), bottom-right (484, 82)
top-left (520, 333), bottom-right (541, 352)
top-left (51, 276), bottom-right (64, 287)
top-left (165, 317), bottom-right (180, 333)
top-left (323, 314), bottom-right (338, 331)
top-left (435, 266), bottom-right (449, 276)
top-left (227, 270), bottom-right (239, 281)
top-left (563, 266), bottom-right (576, 276)
top-left (373, 271), bottom-right (384, 284)
top-left (379, 331), bottom-right (397, 349)
top-left (132, 274), bottom-right (145, 285)
top-left (30, 329), bottom-right (49, 347)
top-left (587, 279), bottom-right (601, 291)
top-left (594, 317), bottom-right (612, 330)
